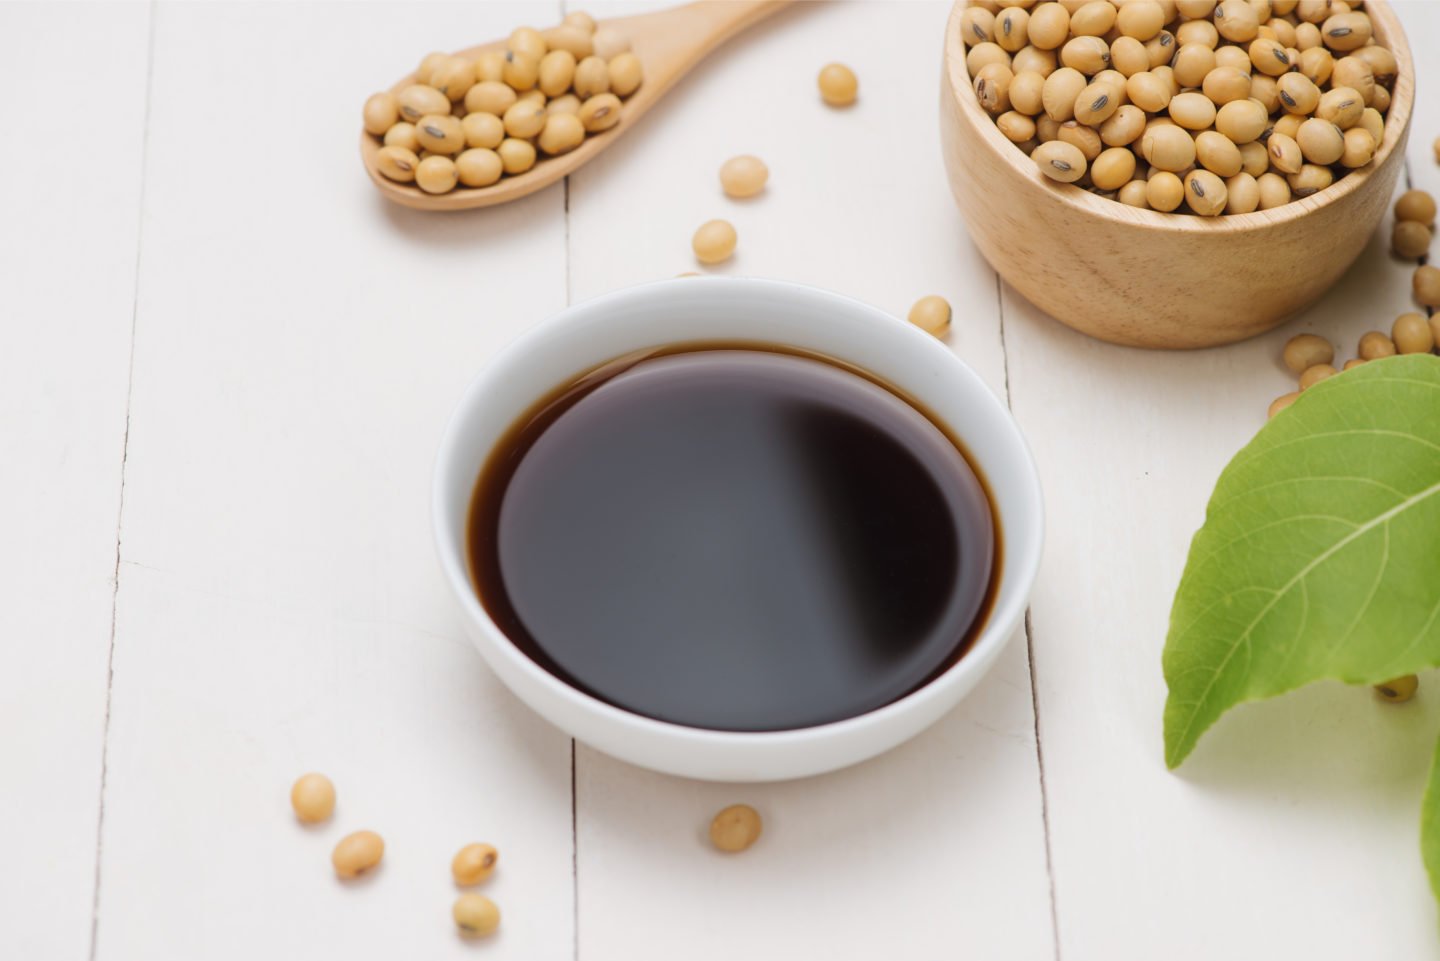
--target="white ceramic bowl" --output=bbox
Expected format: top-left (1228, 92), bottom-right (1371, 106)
top-left (433, 278), bottom-right (1043, 781)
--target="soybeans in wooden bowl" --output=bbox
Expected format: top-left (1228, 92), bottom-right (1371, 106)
top-left (940, 0), bottom-right (1413, 348)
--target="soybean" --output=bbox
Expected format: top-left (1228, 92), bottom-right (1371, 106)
top-left (1146, 171), bottom-right (1185, 211)
top-left (1393, 313), bottom-right (1435, 355)
top-left (1316, 86), bottom-right (1363, 129)
top-left (1358, 330), bottom-right (1397, 360)
top-left (719, 155), bottom-right (769, 198)
top-left (1100, 104), bottom-right (1145, 146)
top-left (376, 145), bottom-right (419, 182)
top-left (466, 80), bottom-right (518, 117)
top-left (453, 895), bottom-right (501, 937)
top-left (609, 52), bottom-right (644, 98)
top-left (1282, 333), bottom-right (1333, 373)
top-left (452, 843), bottom-right (499, 885)
top-left (1298, 363), bottom-right (1337, 390)
top-left (363, 93), bottom-right (399, 135)
top-left (1277, 72), bottom-right (1319, 114)
top-left (1225, 171), bottom-right (1260, 213)
top-left (997, 7), bottom-right (1030, 51)
top-left (332, 830), bottom-right (385, 878)
top-left (909, 295), bottom-right (953, 337)
top-left (1028, 3), bottom-right (1071, 49)
top-left (497, 137), bottom-right (536, 174)
top-left (1184, 169), bottom-right (1227, 216)
top-left (502, 52), bottom-right (540, 91)
top-left (1376, 675), bottom-right (1419, 704)
top-left (456, 148), bottom-right (503, 187)
top-left (1010, 70), bottom-right (1047, 114)
top-left (538, 112), bottom-right (585, 155)
top-left (547, 93), bottom-right (582, 115)
top-left (1092, 146), bottom-right (1137, 189)
top-left (693, 219), bottom-right (737, 264)
top-left (431, 56), bottom-right (477, 101)
top-left (572, 55), bottom-right (610, 99)
top-left (1168, 91), bottom-right (1216, 130)
top-left (1119, 179), bottom-right (1149, 207)
top-left (1195, 130), bottom-right (1243, 177)
top-left (976, 63), bottom-right (1015, 114)
top-left (1268, 391), bottom-right (1300, 418)
top-left (503, 100), bottom-right (546, 138)
top-left (416, 155), bottom-right (459, 194)
top-left (544, 25), bottom-right (593, 58)
top-left (1142, 124), bottom-right (1196, 172)
top-left (1044, 67), bottom-right (1088, 120)
top-left (1257, 171), bottom-right (1291, 209)
top-left (1033, 139), bottom-right (1088, 182)
top-left (1392, 220), bottom-right (1432, 260)
top-left (462, 112), bottom-right (505, 149)
top-left (1073, 81), bottom-right (1117, 124)
top-left (538, 50), bottom-right (577, 97)
top-left (818, 63), bottom-right (858, 106)
top-left (710, 804), bottom-right (763, 853)
top-left (1203, 66), bottom-right (1252, 105)
top-left (1287, 163), bottom-right (1332, 197)
top-left (1339, 127), bottom-right (1375, 168)
top-left (1396, 190), bottom-right (1437, 227)
top-left (1415, 266), bottom-right (1440, 308)
top-left (578, 92), bottom-right (622, 132)
top-left (384, 122), bottom-right (420, 152)
top-left (592, 26), bottom-right (631, 60)
top-left (416, 114), bottom-right (464, 154)
top-left (1296, 117), bottom-right (1344, 165)
top-left (290, 773), bottom-right (336, 823)
top-left (398, 84), bottom-right (449, 123)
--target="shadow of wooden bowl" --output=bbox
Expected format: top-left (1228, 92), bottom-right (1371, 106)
top-left (940, 0), bottom-right (1413, 349)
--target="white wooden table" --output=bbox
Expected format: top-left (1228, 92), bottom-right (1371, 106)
top-left (6, 2), bottom-right (1440, 958)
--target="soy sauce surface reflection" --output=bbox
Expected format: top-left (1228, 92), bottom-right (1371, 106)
top-left (468, 348), bottom-right (998, 732)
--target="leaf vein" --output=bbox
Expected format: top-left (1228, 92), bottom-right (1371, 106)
top-left (1207, 474), bottom-right (1408, 512)
top-left (1186, 513), bottom-right (1363, 575)
top-left (1170, 478), bottom-right (1440, 755)
top-left (1237, 429), bottom-right (1440, 466)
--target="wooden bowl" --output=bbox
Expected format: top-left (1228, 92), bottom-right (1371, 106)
top-left (939, 0), bottom-right (1414, 349)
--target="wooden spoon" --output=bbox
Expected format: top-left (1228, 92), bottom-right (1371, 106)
top-left (361, 0), bottom-right (791, 211)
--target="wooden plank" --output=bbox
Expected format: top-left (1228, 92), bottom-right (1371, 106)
top-left (1008, 3), bottom-right (1440, 951)
top-left (94, 4), bottom-right (575, 958)
top-left (566, 4), bottom-right (1054, 959)
top-left (1401, 3), bottom-right (1440, 202)
top-left (0, 3), bottom-right (150, 958)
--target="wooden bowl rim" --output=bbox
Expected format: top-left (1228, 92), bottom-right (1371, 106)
top-left (942, 0), bottom-right (1414, 235)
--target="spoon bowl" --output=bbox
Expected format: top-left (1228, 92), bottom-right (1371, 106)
top-left (361, 1), bottom-right (789, 211)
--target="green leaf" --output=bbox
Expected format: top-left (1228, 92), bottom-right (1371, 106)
top-left (1423, 732), bottom-right (1440, 901)
top-left (1163, 355), bottom-right (1440, 769)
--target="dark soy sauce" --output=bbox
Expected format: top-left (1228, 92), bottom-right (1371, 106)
top-left (467, 346), bottom-right (999, 732)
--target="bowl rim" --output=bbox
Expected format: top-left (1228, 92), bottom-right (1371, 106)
top-left (943, 0), bottom-right (1415, 234)
top-left (431, 276), bottom-right (1045, 752)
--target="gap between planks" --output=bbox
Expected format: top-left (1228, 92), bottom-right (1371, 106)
top-left (88, 4), bottom-right (159, 960)
top-left (994, 269), bottom-right (1062, 961)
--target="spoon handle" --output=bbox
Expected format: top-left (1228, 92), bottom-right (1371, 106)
top-left (620, 1), bottom-right (794, 93)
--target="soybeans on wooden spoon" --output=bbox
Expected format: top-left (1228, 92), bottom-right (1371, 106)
top-left (360, 0), bottom-right (791, 211)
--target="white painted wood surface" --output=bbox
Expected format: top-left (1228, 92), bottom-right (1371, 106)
top-left (3, 1), bottom-right (1439, 959)
top-left (0, 3), bottom-right (150, 957)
